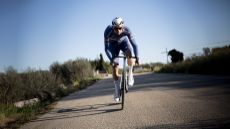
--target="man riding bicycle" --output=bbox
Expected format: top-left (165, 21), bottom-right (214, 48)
top-left (104, 17), bottom-right (139, 102)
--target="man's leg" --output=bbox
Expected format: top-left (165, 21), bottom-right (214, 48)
top-left (120, 36), bottom-right (134, 86)
top-left (127, 52), bottom-right (134, 86)
top-left (112, 64), bottom-right (120, 102)
top-left (111, 43), bottom-right (120, 102)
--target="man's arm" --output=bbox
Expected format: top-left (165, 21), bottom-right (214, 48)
top-left (129, 37), bottom-right (138, 58)
top-left (125, 27), bottom-right (139, 64)
top-left (130, 38), bottom-right (139, 65)
top-left (104, 26), bottom-right (112, 62)
top-left (104, 40), bottom-right (112, 62)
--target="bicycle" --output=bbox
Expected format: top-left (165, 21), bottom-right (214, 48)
top-left (116, 53), bottom-right (135, 110)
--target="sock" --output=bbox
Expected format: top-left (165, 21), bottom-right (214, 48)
top-left (128, 66), bottom-right (133, 76)
top-left (114, 80), bottom-right (120, 98)
top-left (114, 80), bottom-right (119, 86)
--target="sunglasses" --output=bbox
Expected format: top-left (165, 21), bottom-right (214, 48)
top-left (114, 27), bottom-right (122, 31)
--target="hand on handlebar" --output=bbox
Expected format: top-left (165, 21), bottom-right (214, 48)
top-left (110, 59), bottom-right (119, 66)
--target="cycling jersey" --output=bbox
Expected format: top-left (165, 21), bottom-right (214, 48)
top-left (104, 25), bottom-right (139, 61)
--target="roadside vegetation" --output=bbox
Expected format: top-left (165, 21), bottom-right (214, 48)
top-left (1, 45), bottom-right (229, 128)
top-left (92, 53), bottom-right (159, 74)
top-left (0, 58), bottom-right (100, 129)
top-left (156, 45), bottom-right (230, 75)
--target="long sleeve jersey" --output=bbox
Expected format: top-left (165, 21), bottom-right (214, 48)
top-left (104, 25), bottom-right (139, 61)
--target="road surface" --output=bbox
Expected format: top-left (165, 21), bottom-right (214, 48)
top-left (20, 73), bottom-right (230, 129)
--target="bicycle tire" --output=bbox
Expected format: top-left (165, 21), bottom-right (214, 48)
top-left (125, 75), bottom-right (128, 93)
top-left (121, 69), bottom-right (126, 110)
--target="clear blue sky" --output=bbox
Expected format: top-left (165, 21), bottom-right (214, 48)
top-left (0, 0), bottom-right (230, 72)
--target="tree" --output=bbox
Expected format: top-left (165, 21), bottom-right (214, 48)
top-left (98, 53), bottom-right (105, 71)
top-left (168, 49), bottom-right (184, 63)
top-left (203, 47), bottom-right (211, 56)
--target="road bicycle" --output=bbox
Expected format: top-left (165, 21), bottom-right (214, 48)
top-left (116, 53), bottom-right (135, 110)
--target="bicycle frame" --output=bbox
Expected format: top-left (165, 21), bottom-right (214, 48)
top-left (117, 55), bottom-right (127, 110)
top-left (117, 54), bottom-right (135, 110)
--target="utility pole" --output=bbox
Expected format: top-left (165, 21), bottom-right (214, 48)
top-left (161, 48), bottom-right (168, 64)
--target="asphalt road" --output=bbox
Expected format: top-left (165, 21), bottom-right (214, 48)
top-left (20, 73), bottom-right (230, 129)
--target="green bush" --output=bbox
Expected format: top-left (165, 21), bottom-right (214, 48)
top-left (0, 58), bottom-right (99, 128)
top-left (0, 67), bottom-right (23, 104)
top-left (21, 70), bottom-right (60, 101)
top-left (50, 58), bottom-right (94, 85)
top-left (0, 58), bottom-right (96, 105)
top-left (0, 103), bottom-right (46, 128)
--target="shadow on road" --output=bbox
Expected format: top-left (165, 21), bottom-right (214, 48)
top-left (61, 73), bottom-right (230, 101)
top-left (131, 73), bottom-right (230, 90)
top-left (140, 117), bottom-right (230, 129)
top-left (28, 73), bottom-right (230, 128)
top-left (30, 103), bottom-right (121, 122)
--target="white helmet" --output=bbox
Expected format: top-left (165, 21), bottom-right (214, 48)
top-left (112, 17), bottom-right (124, 28)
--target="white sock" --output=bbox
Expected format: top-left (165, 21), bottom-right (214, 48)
top-left (114, 80), bottom-right (120, 98)
top-left (128, 66), bottom-right (133, 76)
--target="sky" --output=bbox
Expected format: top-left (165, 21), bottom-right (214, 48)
top-left (0, 0), bottom-right (230, 72)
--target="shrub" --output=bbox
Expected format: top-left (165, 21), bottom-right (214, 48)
top-left (50, 58), bottom-right (94, 84)
top-left (158, 45), bottom-right (230, 75)
top-left (21, 69), bottom-right (60, 101)
top-left (0, 67), bottom-right (23, 105)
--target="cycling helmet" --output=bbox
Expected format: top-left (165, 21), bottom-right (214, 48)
top-left (112, 17), bottom-right (124, 28)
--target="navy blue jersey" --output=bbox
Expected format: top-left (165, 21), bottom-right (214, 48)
top-left (104, 25), bottom-right (139, 61)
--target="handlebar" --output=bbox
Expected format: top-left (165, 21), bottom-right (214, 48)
top-left (112, 53), bottom-right (139, 66)
top-left (116, 56), bottom-right (136, 59)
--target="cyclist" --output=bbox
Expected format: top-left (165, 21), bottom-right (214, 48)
top-left (104, 17), bottom-right (139, 102)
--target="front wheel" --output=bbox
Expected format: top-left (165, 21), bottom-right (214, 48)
top-left (125, 76), bottom-right (128, 93)
top-left (121, 71), bottom-right (126, 110)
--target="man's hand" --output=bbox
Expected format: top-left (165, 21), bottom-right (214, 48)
top-left (135, 57), bottom-right (139, 65)
top-left (110, 59), bottom-right (119, 66)
top-left (110, 60), bottom-right (113, 66)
